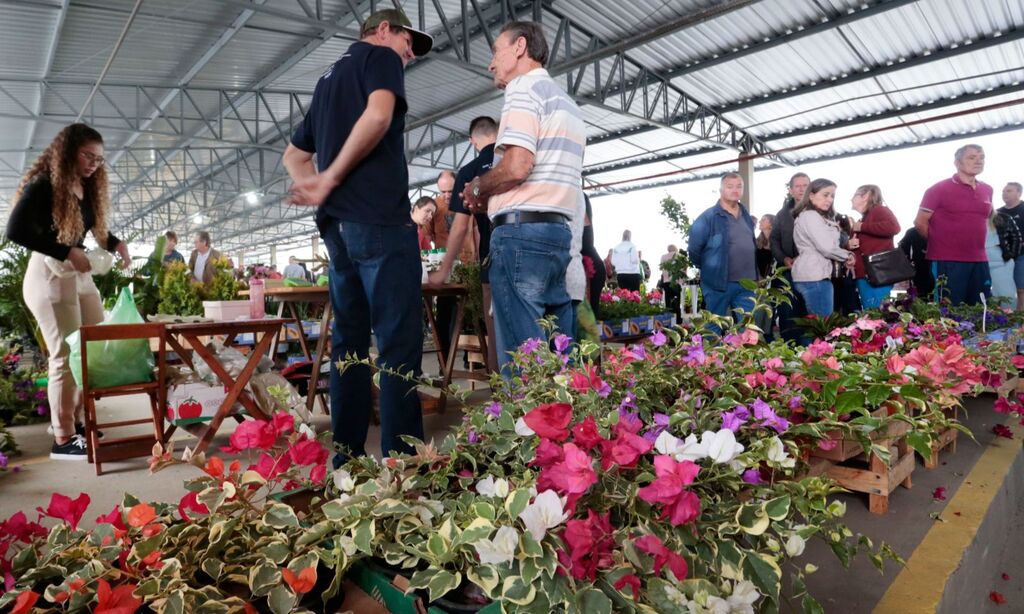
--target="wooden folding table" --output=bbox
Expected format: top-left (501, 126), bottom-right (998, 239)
top-left (163, 319), bottom-right (286, 453)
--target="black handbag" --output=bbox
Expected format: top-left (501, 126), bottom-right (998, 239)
top-left (863, 248), bottom-right (916, 287)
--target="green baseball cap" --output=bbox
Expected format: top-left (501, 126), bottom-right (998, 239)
top-left (362, 9), bottom-right (433, 57)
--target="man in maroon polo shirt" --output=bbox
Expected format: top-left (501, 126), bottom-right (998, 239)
top-left (913, 144), bottom-right (994, 306)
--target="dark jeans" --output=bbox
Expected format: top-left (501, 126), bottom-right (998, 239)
top-left (659, 281), bottom-right (682, 320)
top-left (434, 295), bottom-right (457, 359)
top-left (618, 273), bottom-right (642, 291)
top-left (774, 271), bottom-right (807, 344)
top-left (322, 219), bottom-right (424, 465)
top-left (489, 218), bottom-right (574, 374)
top-left (933, 261), bottom-right (991, 306)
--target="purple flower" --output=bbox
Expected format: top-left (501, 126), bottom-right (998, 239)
top-left (0, 452), bottom-right (7, 469)
top-left (630, 344), bottom-right (647, 361)
top-left (519, 338), bottom-right (542, 354)
top-left (596, 380), bottom-right (612, 398)
top-left (682, 336), bottom-right (706, 365)
top-left (742, 469), bottom-right (765, 485)
top-left (11, 465), bottom-right (20, 473)
top-left (752, 398), bottom-right (790, 433)
top-left (643, 412), bottom-right (671, 443)
top-left (788, 396), bottom-right (802, 410)
top-left (34, 390), bottom-right (47, 401)
top-left (618, 408), bottom-right (642, 432)
top-left (467, 429), bottom-right (480, 444)
top-left (35, 405), bottom-right (47, 416)
top-left (721, 406), bottom-right (750, 432)
top-left (650, 330), bottom-right (667, 347)
top-left (15, 391), bottom-right (28, 401)
top-left (619, 392), bottom-right (638, 412)
top-left (553, 334), bottom-right (571, 353)
top-left (484, 402), bottom-right (502, 418)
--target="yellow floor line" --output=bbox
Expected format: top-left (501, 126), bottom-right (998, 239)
top-left (874, 418), bottom-right (1024, 613)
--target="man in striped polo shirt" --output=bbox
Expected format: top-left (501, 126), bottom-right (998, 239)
top-left (461, 21), bottom-right (586, 373)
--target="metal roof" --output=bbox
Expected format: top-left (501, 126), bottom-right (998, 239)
top-left (0, 0), bottom-right (1022, 258)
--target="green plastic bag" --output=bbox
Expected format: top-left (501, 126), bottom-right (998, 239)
top-left (68, 286), bottom-right (155, 388)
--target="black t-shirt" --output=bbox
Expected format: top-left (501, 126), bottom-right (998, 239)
top-left (998, 202), bottom-right (1024, 224)
top-left (291, 41), bottom-right (410, 226)
top-left (5, 176), bottom-right (120, 260)
top-left (449, 144), bottom-right (495, 280)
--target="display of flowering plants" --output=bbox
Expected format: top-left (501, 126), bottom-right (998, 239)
top-left (0, 338), bottom-right (49, 454)
top-left (0, 410), bottom-right (337, 613)
top-left (599, 288), bottom-right (666, 320)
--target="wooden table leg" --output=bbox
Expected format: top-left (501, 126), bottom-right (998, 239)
top-left (437, 296), bottom-right (466, 413)
top-left (307, 301), bottom-right (332, 414)
top-left (422, 296), bottom-right (446, 382)
top-left (267, 300), bottom-right (287, 359)
top-left (288, 302), bottom-right (312, 361)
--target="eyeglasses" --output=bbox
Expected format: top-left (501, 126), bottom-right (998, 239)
top-left (79, 151), bottom-right (105, 166)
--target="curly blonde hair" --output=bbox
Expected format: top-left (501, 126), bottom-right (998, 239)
top-left (14, 123), bottom-right (111, 248)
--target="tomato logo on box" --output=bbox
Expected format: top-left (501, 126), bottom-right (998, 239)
top-left (177, 397), bottom-right (202, 419)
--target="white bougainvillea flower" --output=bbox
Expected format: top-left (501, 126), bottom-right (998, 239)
top-left (515, 417), bottom-right (536, 436)
top-left (700, 429), bottom-right (745, 464)
top-left (654, 431), bottom-right (708, 463)
top-left (476, 475), bottom-right (510, 498)
top-left (765, 436), bottom-right (796, 468)
top-left (474, 525), bottom-right (519, 567)
top-left (518, 489), bottom-right (567, 541)
top-left (728, 580), bottom-right (760, 613)
top-left (332, 468), bottom-right (355, 492)
top-left (785, 533), bottom-right (806, 557)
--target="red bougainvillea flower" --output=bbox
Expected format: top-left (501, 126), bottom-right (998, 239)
top-left (990, 591), bottom-right (1006, 605)
top-left (272, 412), bottom-right (295, 436)
top-left (994, 397), bottom-right (1015, 415)
top-left (204, 456), bottom-right (225, 478)
top-left (93, 579), bottom-right (142, 613)
top-left (9, 590), bottom-right (39, 614)
top-left (1002, 573), bottom-right (1011, 581)
top-left (282, 566), bottom-right (317, 594)
top-left (1, 511), bottom-right (48, 543)
top-left (37, 492), bottom-right (90, 530)
top-left (523, 403), bottom-right (574, 441)
top-left (992, 424), bottom-right (1014, 439)
top-left (177, 491), bottom-right (209, 522)
top-left (614, 574), bottom-right (642, 600)
top-left (251, 453), bottom-right (293, 481)
top-left (633, 534), bottom-right (688, 581)
top-left (127, 503), bottom-right (156, 529)
top-left (932, 487), bottom-right (947, 501)
top-left (599, 428), bottom-right (653, 471)
top-left (559, 510), bottom-right (615, 581)
top-left (288, 439), bottom-right (328, 466)
top-left (538, 443), bottom-right (598, 497)
top-left (637, 456), bottom-right (701, 526)
top-left (309, 463), bottom-right (327, 484)
top-left (222, 419), bottom-right (277, 453)
top-left (530, 438), bottom-right (565, 468)
top-left (571, 416), bottom-right (604, 452)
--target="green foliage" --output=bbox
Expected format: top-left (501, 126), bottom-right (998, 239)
top-left (202, 257), bottom-right (243, 301)
top-left (450, 261), bottom-right (484, 332)
top-left (158, 262), bottom-right (204, 316)
top-left (0, 238), bottom-right (39, 346)
top-left (659, 194), bottom-right (695, 284)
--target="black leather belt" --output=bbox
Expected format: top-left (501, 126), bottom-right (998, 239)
top-left (491, 211), bottom-right (569, 228)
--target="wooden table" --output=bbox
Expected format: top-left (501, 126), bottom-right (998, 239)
top-left (285, 284), bottom-right (471, 415)
top-left (163, 319), bottom-right (286, 453)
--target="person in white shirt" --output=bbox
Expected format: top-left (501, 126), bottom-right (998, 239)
top-left (611, 230), bottom-right (642, 291)
top-left (283, 256), bottom-right (306, 279)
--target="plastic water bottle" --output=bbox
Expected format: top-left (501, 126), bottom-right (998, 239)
top-left (249, 278), bottom-right (265, 319)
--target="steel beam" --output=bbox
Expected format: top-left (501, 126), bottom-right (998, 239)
top-left (21, 0), bottom-right (68, 170)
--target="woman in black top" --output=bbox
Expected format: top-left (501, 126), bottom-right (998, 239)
top-left (581, 195), bottom-right (606, 318)
top-left (755, 213), bottom-right (775, 279)
top-left (5, 123), bottom-right (130, 460)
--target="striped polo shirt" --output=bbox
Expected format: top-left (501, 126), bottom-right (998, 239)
top-left (488, 68), bottom-right (586, 220)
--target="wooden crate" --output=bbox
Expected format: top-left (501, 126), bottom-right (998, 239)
top-left (825, 419), bottom-right (914, 515)
top-left (810, 407), bottom-right (894, 462)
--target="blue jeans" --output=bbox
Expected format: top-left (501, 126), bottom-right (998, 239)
top-left (856, 278), bottom-right (892, 309)
top-left (489, 219), bottom-right (574, 374)
top-left (701, 281), bottom-right (755, 321)
top-left (1011, 254), bottom-right (1024, 290)
top-left (794, 280), bottom-right (834, 317)
top-left (932, 261), bottom-right (990, 306)
top-left (322, 219), bottom-right (424, 465)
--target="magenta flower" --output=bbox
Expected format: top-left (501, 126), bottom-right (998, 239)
top-left (637, 455), bottom-right (701, 525)
top-left (650, 330), bottom-right (667, 346)
top-left (553, 334), bottom-right (571, 353)
top-left (742, 469), bottom-right (765, 485)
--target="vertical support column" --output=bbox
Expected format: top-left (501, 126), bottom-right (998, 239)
top-left (270, 245), bottom-right (277, 267)
top-left (738, 152), bottom-right (754, 209)
top-left (238, 252), bottom-right (245, 269)
top-left (311, 235), bottom-right (319, 259)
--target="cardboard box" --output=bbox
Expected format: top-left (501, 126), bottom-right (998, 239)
top-left (165, 381), bottom-right (242, 424)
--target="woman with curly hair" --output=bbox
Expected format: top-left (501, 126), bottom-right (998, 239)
top-left (5, 123), bottom-right (130, 460)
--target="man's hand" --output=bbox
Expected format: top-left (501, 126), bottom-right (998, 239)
top-left (426, 268), bottom-right (448, 287)
top-left (288, 174), bottom-right (336, 207)
top-left (783, 257), bottom-right (794, 267)
top-left (462, 177), bottom-right (485, 213)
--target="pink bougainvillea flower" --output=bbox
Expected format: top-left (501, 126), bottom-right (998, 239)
top-left (800, 339), bottom-right (834, 364)
top-left (531, 438), bottom-right (566, 468)
top-left (637, 456), bottom-right (702, 526)
top-left (559, 510), bottom-right (615, 581)
top-left (37, 492), bottom-right (90, 530)
top-left (886, 354), bottom-right (907, 375)
top-left (992, 424), bottom-right (1014, 439)
top-left (634, 534), bottom-right (688, 581)
top-left (614, 574), bottom-right (642, 600)
top-left (599, 429), bottom-right (652, 471)
top-left (177, 491), bottom-right (210, 522)
top-left (523, 403), bottom-right (574, 442)
top-left (251, 452), bottom-right (293, 481)
top-left (932, 487), bottom-right (947, 501)
top-left (272, 412), bottom-right (295, 436)
top-left (223, 419), bottom-right (277, 453)
top-left (994, 397), bottom-right (1014, 415)
top-left (309, 463), bottom-right (326, 484)
top-left (538, 443), bottom-right (598, 496)
top-left (571, 416), bottom-right (604, 452)
top-left (289, 439), bottom-right (328, 466)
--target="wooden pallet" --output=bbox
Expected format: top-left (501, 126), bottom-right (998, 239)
top-left (824, 420), bottom-right (914, 514)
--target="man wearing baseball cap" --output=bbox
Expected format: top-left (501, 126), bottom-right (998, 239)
top-left (283, 9), bottom-right (432, 465)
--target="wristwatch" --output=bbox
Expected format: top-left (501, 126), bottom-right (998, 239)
top-left (471, 180), bottom-right (481, 200)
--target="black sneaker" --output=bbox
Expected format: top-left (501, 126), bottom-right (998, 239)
top-left (50, 434), bottom-right (88, 461)
top-left (75, 423), bottom-right (103, 440)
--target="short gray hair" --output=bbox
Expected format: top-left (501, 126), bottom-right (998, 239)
top-left (622, 229), bottom-right (631, 241)
top-left (720, 172), bottom-right (742, 184)
top-left (954, 144), bottom-right (984, 163)
top-left (1006, 182), bottom-right (1023, 192)
top-left (499, 21), bottom-right (548, 65)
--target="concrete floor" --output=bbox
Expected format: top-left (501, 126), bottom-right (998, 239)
top-left (1, 390), bottom-right (1020, 613)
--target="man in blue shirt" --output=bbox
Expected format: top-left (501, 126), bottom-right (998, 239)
top-left (283, 9), bottom-right (432, 465)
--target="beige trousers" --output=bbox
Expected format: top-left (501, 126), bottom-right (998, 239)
top-left (23, 252), bottom-right (104, 439)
